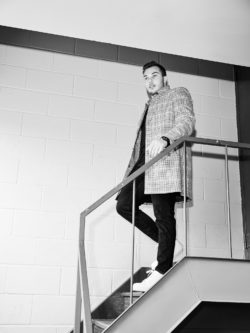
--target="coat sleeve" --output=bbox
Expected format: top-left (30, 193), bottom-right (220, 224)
top-left (165, 87), bottom-right (195, 142)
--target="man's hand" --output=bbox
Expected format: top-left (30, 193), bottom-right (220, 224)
top-left (146, 139), bottom-right (166, 158)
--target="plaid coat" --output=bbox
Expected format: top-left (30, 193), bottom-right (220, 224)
top-left (124, 85), bottom-right (195, 201)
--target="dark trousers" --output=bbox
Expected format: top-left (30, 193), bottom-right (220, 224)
top-left (116, 173), bottom-right (177, 274)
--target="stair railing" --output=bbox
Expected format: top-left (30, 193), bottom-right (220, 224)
top-left (73, 136), bottom-right (250, 333)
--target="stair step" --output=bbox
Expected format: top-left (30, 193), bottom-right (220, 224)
top-left (120, 291), bottom-right (144, 298)
top-left (120, 291), bottom-right (144, 310)
top-left (93, 319), bottom-right (114, 332)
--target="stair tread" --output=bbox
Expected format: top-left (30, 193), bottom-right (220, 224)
top-left (120, 291), bottom-right (144, 297)
top-left (93, 319), bottom-right (114, 329)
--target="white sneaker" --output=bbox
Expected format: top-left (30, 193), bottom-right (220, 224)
top-left (133, 271), bottom-right (163, 292)
top-left (151, 260), bottom-right (158, 270)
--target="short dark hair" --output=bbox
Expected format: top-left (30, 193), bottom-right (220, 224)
top-left (142, 61), bottom-right (166, 77)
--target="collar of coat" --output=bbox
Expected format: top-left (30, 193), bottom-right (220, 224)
top-left (147, 84), bottom-right (170, 104)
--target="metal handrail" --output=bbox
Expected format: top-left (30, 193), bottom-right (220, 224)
top-left (74, 136), bottom-right (250, 333)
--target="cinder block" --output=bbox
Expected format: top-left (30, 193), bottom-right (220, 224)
top-left (48, 95), bottom-right (94, 120)
top-left (189, 200), bottom-right (225, 225)
top-left (0, 110), bottom-right (22, 135)
top-left (0, 266), bottom-right (6, 292)
top-left (231, 226), bottom-right (244, 250)
top-left (17, 159), bottom-right (43, 185)
top-left (116, 125), bottom-right (137, 148)
top-left (14, 184), bottom-right (43, 209)
top-left (179, 74), bottom-right (219, 97)
top-left (192, 155), bottom-right (223, 180)
top-left (232, 249), bottom-right (245, 259)
top-left (99, 61), bottom-right (143, 85)
top-left (4, 45), bottom-right (53, 70)
top-left (230, 203), bottom-right (243, 226)
top-left (53, 53), bottom-right (99, 77)
top-left (117, 82), bottom-right (146, 105)
top-left (0, 183), bottom-right (42, 209)
top-left (138, 242), bottom-right (157, 268)
top-left (60, 267), bottom-right (76, 295)
top-left (26, 69), bottom-right (74, 94)
top-left (0, 295), bottom-right (32, 324)
top-left (6, 266), bottom-right (61, 294)
top-left (34, 239), bottom-right (77, 266)
top-left (114, 216), bottom-right (133, 243)
top-left (86, 241), bottom-right (131, 269)
top-left (201, 95), bottom-right (236, 118)
top-left (74, 76), bottom-right (117, 101)
top-left (88, 268), bottom-right (112, 296)
top-left (22, 114), bottom-right (70, 139)
top-left (42, 186), bottom-right (92, 212)
top-left (192, 178), bottom-right (204, 201)
top-left (115, 162), bottom-right (128, 183)
top-left (93, 144), bottom-right (130, 168)
top-left (0, 327), bottom-right (56, 333)
top-left (92, 144), bottom-right (130, 184)
top-left (195, 114), bottom-right (220, 138)
top-left (0, 64), bottom-right (26, 88)
top-left (94, 100), bottom-right (140, 125)
top-left (40, 161), bottom-right (68, 186)
top-left (31, 295), bottom-right (74, 325)
top-left (173, 72), bottom-right (220, 96)
top-left (0, 134), bottom-right (46, 160)
top-left (229, 180), bottom-right (241, 204)
top-left (68, 164), bottom-right (116, 190)
top-left (0, 87), bottom-right (49, 114)
top-left (112, 269), bottom-right (130, 291)
top-left (18, 159), bottom-right (68, 186)
top-left (188, 223), bottom-right (206, 248)
top-left (70, 119), bottom-right (116, 144)
top-left (206, 224), bottom-right (229, 249)
top-left (45, 139), bottom-right (93, 166)
top-left (201, 144), bottom-right (224, 155)
top-left (64, 213), bottom-right (79, 240)
top-left (114, 216), bottom-right (140, 243)
top-left (204, 179), bottom-right (225, 202)
top-left (13, 210), bottom-right (66, 238)
top-left (190, 93), bottom-right (202, 115)
top-left (0, 155), bottom-right (19, 182)
top-left (219, 80), bottom-right (236, 99)
top-left (228, 159), bottom-right (240, 182)
top-left (86, 208), bottom-right (115, 242)
top-left (0, 237), bottom-right (35, 264)
top-left (221, 118), bottom-right (238, 141)
top-left (188, 247), bottom-right (229, 258)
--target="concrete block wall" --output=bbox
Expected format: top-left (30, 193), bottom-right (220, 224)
top-left (0, 44), bottom-right (243, 332)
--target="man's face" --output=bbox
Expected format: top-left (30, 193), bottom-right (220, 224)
top-left (143, 66), bottom-right (165, 95)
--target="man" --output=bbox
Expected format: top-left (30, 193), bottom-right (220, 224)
top-left (116, 61), bottom-right (195, 292)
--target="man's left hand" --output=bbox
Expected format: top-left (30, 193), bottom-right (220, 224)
top-left (146, 139), bottom-right (166, 158)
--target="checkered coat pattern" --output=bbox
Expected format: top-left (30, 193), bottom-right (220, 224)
top-left (124, 85), bottom-right (195, 201)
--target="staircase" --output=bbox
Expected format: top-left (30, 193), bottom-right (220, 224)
top-left (93, 292), bottom-right (144, 332)
top-left (71, 257), bottom-right (250, 332)
top-left (72, 137), bottom-right (250, 333)
top-left (71, 268), bottom-right (147, 333)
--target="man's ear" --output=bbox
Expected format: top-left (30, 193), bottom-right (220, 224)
top-left (163, 76), bottom-right (168, 86)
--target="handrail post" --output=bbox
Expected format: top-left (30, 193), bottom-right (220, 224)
top-left (79, 213), bottom-right (93, 333)
top-left (74, 262), bottom-right (82, 333)
top-left (130, 180), bottom-right (136, 305)
top-left (183, 141), bottom-right (188, 256)
top-left (224, 146), bottom-right (233, 258)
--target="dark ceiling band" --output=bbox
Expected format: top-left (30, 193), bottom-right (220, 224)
top-left (0, 25), bottom-right (234, 80)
